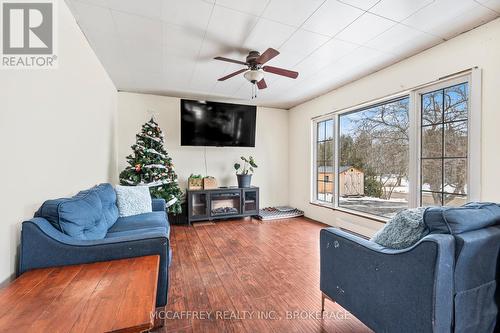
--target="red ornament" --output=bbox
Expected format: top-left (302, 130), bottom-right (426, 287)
top-left (135, 164), bottom-right (141, 172)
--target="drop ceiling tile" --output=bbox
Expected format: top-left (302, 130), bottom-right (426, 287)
top-left (370, 0), bottom-right (435, 22)
top-left (244, 18), bottom-right (296, 52)
top-left (265, 75), bottom-right (306, 96)
top-left (121, 71), bottom-right (167, 92)
top-left (336, 12), bottom-right (396, 45)
top-left (475, 0), bottom-right (500, 13)
top-left (163, 23), bottom-right (204, 60)
top-left (161, 0), bottom-right (213, 31)
top-left (215, 0), bottom-right (270, 16)
top-left (71, 1), bottom-right (113, 35)
top-left (112, 11), bottom-right (163, 75)
top-left (190, 61), bottom-right (229, 92)
top-left (205, 6), bottom-right (259, 50)
top-left (162, 55), bottom-right (194, 89)
top-left (338, 0), bottom-right (380, 10)
top-left (262, 0), bottom-right (325, 27)
top-left (303, 0), bottom-right (364, 37)
top-left (294, 38), bottom-right (359, 75)
top-left (329, 47), bottom-right (396, 79)
top-left (112, 10), bottom-right (162, 45)
top-left (118, 38), bottom-right (163, 75)
top-left (70, 1), bottom-right (131, 86)
top-left (366, 23), bottom-right (441, 55)
top-left (106, 0), bottom-right (163, 19)
top-left (279, 29), bottom-right (329, 58)
top-left (211, 78), bottom-right (248, 96)
top-left (403, 0), bottom-right (497, 39)
top-left (72, 0), bottom-right (109, 7)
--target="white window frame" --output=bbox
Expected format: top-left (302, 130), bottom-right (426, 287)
top-left (413, 72), bottom-right (481, 205)
top-left (311, 68), bottom-right (482, 221)
top-left (311, 115), bottom-right (336, 204)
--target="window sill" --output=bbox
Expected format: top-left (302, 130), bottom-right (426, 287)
top-left (309, 201), bottom-right (388, 224)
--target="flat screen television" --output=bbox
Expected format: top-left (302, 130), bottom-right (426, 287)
top-left (181, 99), bottom-right (256, 147)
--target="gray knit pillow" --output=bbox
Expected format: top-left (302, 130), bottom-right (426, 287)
top-left (115, 185), bottom-right (152, 217)
top-left (371, 207), bottom-right (428, 249)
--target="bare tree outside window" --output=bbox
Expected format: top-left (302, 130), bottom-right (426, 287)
top-left (338, 97), bottom-right (410, 218)
top-left (421, 82), bottom-right (468, 206)
top-left (312, 80), bottom-right (471, 219)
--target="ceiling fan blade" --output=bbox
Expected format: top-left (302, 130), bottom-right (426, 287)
top-left (262, 65), bottom-right (299, 79)
top-left (217, 68), bottom-right (247, 81)
top-left (214, 56), bottom-right (247, 65)
top-left (257, 78), bottom-right (267, 90)
top-left (256, 48), bottom-right (280, 64)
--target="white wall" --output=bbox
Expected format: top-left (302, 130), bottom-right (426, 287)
top-left (117, 92), bottom-right (289, 208)
top-left (0, 1), bottom-right (117, 283)
top-left (289, 17), bottom-right (500, 236)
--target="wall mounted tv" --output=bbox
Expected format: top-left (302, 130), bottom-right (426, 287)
top-left (180, 99), bottom-right (257, 147)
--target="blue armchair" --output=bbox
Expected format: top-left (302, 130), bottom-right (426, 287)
top-left (320, 226), bottom-right (500, 333)
top-left (19, 184), bottom-right (171, 308)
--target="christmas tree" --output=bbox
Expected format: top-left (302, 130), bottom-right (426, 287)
top-left (119, 118), bottom-right (183, 214)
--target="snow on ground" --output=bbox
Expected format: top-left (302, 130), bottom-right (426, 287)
top-left (422, 183), bottom-right (468, 193)
top-left (340, 196), bottom-right (408, 203)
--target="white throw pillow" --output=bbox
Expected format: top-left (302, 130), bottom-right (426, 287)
top-left (115, 185), bottom-right (152, 217)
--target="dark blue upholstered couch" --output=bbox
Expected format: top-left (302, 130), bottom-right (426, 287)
top-left (18, 183), bottom-right (171, 307)
top-left (320, 224), bottom-right (500, 332)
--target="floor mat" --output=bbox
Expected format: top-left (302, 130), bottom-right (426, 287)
top-left (258, 206), bottom-right (304, 221)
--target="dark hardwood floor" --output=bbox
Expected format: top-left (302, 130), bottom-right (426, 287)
top-left (158, 217), bottom-right (372, 333)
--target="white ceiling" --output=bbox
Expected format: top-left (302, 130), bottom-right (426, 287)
top-left (66, 0), bottom-right (500, 109)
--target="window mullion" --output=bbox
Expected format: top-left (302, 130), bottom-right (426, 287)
top-left (468, 68), bottom-right (482, 201)
top-left (334, 114), bottom-right (339, 208)
top-left (408, 90), bottom-right (419, 208)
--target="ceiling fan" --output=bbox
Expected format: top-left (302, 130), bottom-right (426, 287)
top-left (214, 48), bottom-right (299, 98)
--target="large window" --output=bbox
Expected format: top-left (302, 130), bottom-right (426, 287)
top-left (421, 82), bottom-right (468, 207)
top-left (312, 73), bottom-right (478, 220)
top-left (339, 97), bottom-right (410, 218)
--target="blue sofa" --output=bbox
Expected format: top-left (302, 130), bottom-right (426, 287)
top-left (320, 218), bottom-right (499, 332)
top-left (18, 183), bottom-right (171, 307)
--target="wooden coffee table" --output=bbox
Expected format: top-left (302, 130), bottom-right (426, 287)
top-left (0, 255), bottom-right (159, 333)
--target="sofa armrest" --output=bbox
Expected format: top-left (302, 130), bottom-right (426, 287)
top-left (452, 226), bottom-right (500, 333)
top-left (152, 198), bottom-right (166, 212)
top-left (320, 227), bottom-right (454, 333)
top-left (19, 218), bottom-right (170, 307)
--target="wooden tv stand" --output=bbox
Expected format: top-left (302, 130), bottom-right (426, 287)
top-left (186, 187), bottom-right (259, 225)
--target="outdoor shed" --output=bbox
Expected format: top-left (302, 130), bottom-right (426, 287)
top-left (339, 166), bottom-right (364, 197)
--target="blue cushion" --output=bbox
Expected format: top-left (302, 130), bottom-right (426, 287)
top-left (424, 202), bottom-right (500, 235)
top-left (105, 227), bottom-right (168, 239)
top-left (88, 183), bottom-right (118, 228)
top-left (109, 211), bottom-right (169, 237)
top-left (109, 211), bottom-right (167, 231)
top-left (34, 191), bottom-right (108, 240)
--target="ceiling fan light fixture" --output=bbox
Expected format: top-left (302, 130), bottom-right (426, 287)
top-left (244, 69), bottom-right (264, 83)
